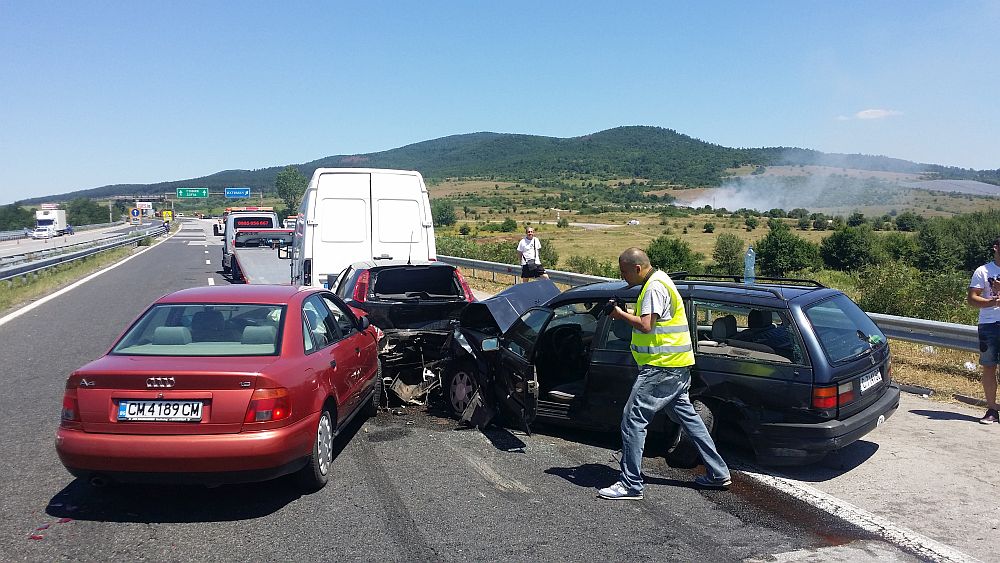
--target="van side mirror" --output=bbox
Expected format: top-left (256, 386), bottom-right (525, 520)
top-left (303, 259), bottom-right (312, 286)
top-left (481, 338), bottom-right (499, 352)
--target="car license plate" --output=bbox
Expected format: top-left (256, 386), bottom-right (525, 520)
top-left (860, 370), bottom-right (882, 393)
top-left (117, 400), bottom-right (203, 422)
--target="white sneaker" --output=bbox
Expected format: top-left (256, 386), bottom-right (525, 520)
top-left (597, 482), bottom-right (643, 500)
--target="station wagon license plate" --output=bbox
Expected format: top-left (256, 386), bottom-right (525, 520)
top-left (118, 400), bottom-right (203, 422)
top-left (860, 370), bottom-right (882, 393)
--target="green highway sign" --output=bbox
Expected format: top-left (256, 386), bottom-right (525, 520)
top-left (176, 188), bottom-right (209, 198)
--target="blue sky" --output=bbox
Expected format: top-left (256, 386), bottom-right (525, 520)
top-left (2, 1), bottom-right (998, 204)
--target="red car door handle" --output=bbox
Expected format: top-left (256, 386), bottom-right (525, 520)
top-left (329, 360), bottom-right (337, 368)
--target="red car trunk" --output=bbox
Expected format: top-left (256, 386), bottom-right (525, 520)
top-left (71, 356), bottom-right (276, 435)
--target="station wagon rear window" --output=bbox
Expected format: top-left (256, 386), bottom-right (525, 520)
top-left (804, 295), bottom-right (886, 364)
top-left (111, 304), bottom-right (285, 356)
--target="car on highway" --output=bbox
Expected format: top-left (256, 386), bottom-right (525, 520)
top-left (332, 260), bottom-right (475, 402)
top-left (55, 284), bottom-right (382, 490)
top-left (31, 226), bottom-right (55, 239)
top-left (447, 276), bottom-right (899, 466)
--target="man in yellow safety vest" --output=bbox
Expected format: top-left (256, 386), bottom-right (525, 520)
top-left (598, 248), bottom-right (731, 500)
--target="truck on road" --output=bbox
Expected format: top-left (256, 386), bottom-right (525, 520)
top-left (35, 208), bottom-right (70, 236)
top-left (229, 229), bottom-right (294, 284)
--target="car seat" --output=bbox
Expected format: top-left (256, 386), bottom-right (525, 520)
top-left (242, 325), bottom-right (277, 345)
top-left (191, 310), bottom-right (226, 342)
top-left (152, 326), bottom-right (192, 345)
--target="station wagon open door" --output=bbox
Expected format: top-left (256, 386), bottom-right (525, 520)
top-left (485, 307), bottom-right (554, 433)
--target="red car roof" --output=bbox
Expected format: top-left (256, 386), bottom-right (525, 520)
top-left (157, 284), bottom-right (311, 304)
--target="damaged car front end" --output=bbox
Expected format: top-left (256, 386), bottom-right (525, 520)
top-left (445, 280), bottom-right (561, 430)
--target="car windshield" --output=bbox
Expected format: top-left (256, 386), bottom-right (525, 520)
top-left (372, 267), bottom-right (462, 300)
top-left (111, 304), bottom-right (285, 356)
top-left (804, 295), bottom-right (886, 364)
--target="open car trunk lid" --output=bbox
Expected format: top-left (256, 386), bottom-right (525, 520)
top-left (72, 356), bottom-right (276, 435)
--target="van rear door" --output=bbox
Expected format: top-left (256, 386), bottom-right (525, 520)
top-left (313, 172), bottom-right (373, 286)
top-left (370, 172), bottom-right (433, 263)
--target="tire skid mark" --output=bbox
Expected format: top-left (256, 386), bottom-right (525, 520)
top-left (353, 436), bottom-right (440, 561)
top-left (442, 441), bottom-right (532, 494)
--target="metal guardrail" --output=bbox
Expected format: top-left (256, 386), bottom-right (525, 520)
top-left (0, 226), bottom-right (167, 282)
top-left (439, 255), bottom-right (980, 353)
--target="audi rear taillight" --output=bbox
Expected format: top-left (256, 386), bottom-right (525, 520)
top-left (352, 270), bottom-right (370, 302)
top-left (812, 382), bottom-right (855, 410)
top-left (244, 388), bottom-right (291, 423)
top-left (455, 268), bottom-right (475, 302)
top-left (61, 390), bottom-right (81, 428)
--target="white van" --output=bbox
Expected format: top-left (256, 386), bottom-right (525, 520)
top-left (291, 168), bottom-right (436, 288)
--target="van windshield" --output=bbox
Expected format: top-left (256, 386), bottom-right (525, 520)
top-left (804, 295), bottom-right (886, 364)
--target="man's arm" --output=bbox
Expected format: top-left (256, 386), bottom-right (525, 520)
top-left (610, 306), bottom-right (657, 333)
top-left (968, 286), bottom-right (1000, 308)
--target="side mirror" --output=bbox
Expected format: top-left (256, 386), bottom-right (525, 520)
top-left (277, 246), bottom-right (290, 260)
top-left (357, 316), bottom-right (370, 331)
top-left (480, 337), bottom-right (499, 352)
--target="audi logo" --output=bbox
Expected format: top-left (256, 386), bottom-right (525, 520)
top-left (146, 377), bottom-right (176, 388)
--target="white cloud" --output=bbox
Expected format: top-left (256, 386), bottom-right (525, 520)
top-left (854, 109), bottom-right (903, 120)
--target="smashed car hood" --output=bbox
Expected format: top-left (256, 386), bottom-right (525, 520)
top-left (458, 279), bottom-right (560, 333)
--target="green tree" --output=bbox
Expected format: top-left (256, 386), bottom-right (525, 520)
top-left (819, 225), bottom-right (885, 271)
top-left (274, 166), bottom-right (307, 215)
top-left (745, 216), bottom-right (759, 231)
top-left (894, 211), bottom-right (925, 232)
top-left (797, 217), bottom-right (811, 230)
top-left (755, 228), bottom-right (821, 276)
top-left (712, 232), bottom-right (744, 275)
top-left (0, 204), bottom-right (33, 231)
top-left (846, 212), bottom-right (866, 227)
top-left (431, 199), bottom-right (457, 226)
top-left (646, 236), bottom-right (704, 273)
top-left (703, 222), bottom-right (715, 233)
top-left (880, 232), bottom-right (919, 264)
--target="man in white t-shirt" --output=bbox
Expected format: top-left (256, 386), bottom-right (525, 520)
top-left (968, 236), bottom-right (1000, 424)
top-left (516, 226), bottom-right (549, 282)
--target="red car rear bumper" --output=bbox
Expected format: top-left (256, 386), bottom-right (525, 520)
top-left (55, 414), bottom-right (316, 483)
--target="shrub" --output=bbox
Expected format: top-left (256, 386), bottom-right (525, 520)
top-left (703, 222), bottom-right (715, 233)
top-left (712, 233), bottom-right (744, 275)
top-left (819, 225), bottom-right (886, 271)
top-left (565, 255), bottom-right (620, 278)
top-left (755, 228), bottom-right (821, 276)
top-left (646, 236), bottom-right (704, 274)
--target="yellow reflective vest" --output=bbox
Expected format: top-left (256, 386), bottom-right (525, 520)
top-left (630, 270), bottom-right (695, 367)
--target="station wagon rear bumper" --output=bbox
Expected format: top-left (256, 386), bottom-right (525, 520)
top-left (750, 383), bottom-right (900, 465)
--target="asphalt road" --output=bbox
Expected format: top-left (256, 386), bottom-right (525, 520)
top-left (0, 222), bottom-right (160, 260)
top-left (0, 220), bottom-right (920, 562)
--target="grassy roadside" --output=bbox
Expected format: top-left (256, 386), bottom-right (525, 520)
top-left (463, 272), bottom-right (989, 409)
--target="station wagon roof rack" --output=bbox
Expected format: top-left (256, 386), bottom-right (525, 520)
top-left (671, 273), bottom-right (825, 288)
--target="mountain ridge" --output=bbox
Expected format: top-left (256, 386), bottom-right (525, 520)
top-left (20, 126), bottom-right (999, 204)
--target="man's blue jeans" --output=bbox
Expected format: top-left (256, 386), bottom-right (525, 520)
top-left (619, 365), bottom-right (730, 493)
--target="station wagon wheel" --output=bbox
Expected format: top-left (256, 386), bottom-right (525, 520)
top-left (664, 399), bottom-right (716, 468)
top-left (297, 409), bottom-right (333, 491)
top-left (446, 364), bottom-right (480, 417)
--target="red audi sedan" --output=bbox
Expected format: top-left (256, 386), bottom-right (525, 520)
top-left (55, 284), bottom-right (382, 490)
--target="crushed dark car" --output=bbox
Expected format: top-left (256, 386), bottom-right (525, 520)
top-left (445, 276), bottom-right (900, 466)
top-left (332, 260), bottom-right (476, 403)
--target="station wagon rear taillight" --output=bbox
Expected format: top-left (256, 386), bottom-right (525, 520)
top-left (60, 390), bottom-right (81, 428)
top-left (812, 382), bottom-right (856, 410)
top-left (352, 270), bottom-right (370, 303)
top-left (244, 388), bottom-right (291, 423)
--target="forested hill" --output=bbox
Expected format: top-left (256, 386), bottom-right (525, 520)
top-left (23, 126), bottom-right (1000, 203)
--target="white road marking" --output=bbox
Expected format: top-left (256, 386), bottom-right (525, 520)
top-left (0, 228), bottom-right (177, 327)
top-left (205, 260), bottom-right (211, 265)
top-left (738, 466), bottom-right (981, 563)
top-left (207, 278), bottom-right (215, 286)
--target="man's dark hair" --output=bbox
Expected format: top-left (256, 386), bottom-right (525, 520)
top-left (992, 236), bottom-right (1000, 249)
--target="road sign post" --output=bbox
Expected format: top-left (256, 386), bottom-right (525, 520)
top-left (176, 188), bottom-right (209, 198)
